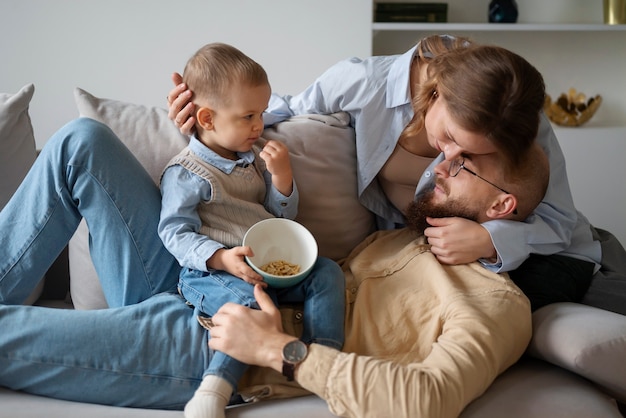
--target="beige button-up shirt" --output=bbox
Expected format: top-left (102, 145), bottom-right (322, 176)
top-left (240, 229), bottom-right (532, 418)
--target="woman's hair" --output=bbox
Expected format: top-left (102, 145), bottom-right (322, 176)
top-left (183, 43), bottom-right (269, 107)
top-left (407, 36), bottom-right (546, 169)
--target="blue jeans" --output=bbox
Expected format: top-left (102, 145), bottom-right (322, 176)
top-left (0, 118), bottom-right (180, 306)
top-left (179, 258), bottom-right (345, 389)
top-left (0, 119), bottom-right (214, 408)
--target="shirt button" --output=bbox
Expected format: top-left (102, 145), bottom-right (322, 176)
top-left (280, 202), bottom-right (287, 207)
top-left (350, 287), bottom-right (357, 294)
top-left (294, 311), bottom-right (303, 321)
top-left (424, 171), bottom-right (432, 178)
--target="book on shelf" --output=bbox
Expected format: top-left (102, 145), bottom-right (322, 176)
top-left (374, 2), bottom-right (448, 23)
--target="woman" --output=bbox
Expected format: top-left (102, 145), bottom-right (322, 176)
top-left (168, 35), bottom-right (600, 311)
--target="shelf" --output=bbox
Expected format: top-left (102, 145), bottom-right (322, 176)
top-left (372, 23), bottom-right (626, 32)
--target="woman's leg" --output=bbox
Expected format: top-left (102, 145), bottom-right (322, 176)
top-left (0, 118), bottom-right (180, 306)
top-left (0, 292), bottom-right (206, 409)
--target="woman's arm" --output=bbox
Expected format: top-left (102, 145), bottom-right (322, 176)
top-left (481, 114), bottom-right (583, 271)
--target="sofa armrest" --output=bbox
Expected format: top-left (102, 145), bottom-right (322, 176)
top-left (528, 302), bottom-right (626, 403)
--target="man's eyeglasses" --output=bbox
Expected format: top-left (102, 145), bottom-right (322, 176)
top-left (448, 157), bottom-right (510, 195)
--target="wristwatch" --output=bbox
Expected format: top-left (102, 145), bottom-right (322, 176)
top-left (281, 339), bottom-right (308, 381)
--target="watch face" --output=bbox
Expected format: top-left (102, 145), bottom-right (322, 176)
top-left (283, 340), bottom-right (307, 363)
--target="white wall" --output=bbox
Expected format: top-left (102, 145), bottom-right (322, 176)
top-left (2, 0), bottom-right (624, 245)
top-left (0, 0), bottom-right (371, 147)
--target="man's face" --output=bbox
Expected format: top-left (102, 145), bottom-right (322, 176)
top-left (406, 155), bottom-right (504, 233)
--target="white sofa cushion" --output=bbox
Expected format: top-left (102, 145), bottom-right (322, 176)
top-left (0, 83), bottom-right (37, 210)
top-left (71, 88), bottom-right (375, 309)
top-left (528, 302), bottom-right (626, 403)
top-left (0, 83), bottom-right (43, 304)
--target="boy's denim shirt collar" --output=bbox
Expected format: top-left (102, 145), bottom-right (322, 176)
top-left (188, 135), bottom-right (256, 174)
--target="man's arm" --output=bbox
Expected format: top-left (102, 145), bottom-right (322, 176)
top-left (210, 281), bottom-right (531, 418)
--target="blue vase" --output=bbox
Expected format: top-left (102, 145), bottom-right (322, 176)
top-left (488, 0), bottom-right (519, 23)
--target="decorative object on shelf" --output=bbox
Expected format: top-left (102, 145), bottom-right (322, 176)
top-left (374, 2), bottom-right (448, 23)
top-left (604, 0), bottom-right (626, 24)
top-left (488, 0), bottom-right (518, 23)
top-left (544, 88), bottom-right (602, 127)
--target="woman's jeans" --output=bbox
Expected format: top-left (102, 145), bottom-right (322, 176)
top-left (179, 257), bottom-right (345, 389)
top-left (0, 118), bottom-right (208, 409)
top-left (0, 118), bottom-right (180, 306)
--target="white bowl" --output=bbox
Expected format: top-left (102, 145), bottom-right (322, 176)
top-left (243, 218), bottom-right (318, 288)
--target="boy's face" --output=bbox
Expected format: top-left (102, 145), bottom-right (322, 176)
top-left (199, 82), bottom-right (271, 160)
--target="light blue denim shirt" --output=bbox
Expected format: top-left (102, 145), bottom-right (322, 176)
top-left (265, 45), bottom-right (417, 227)
top-left (158, 136), bottom-right (298, 272)
top-left (265, 38), bottom-right (601, 273)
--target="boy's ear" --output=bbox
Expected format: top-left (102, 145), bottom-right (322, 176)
top-left (196, 107), bottom-right (215, 130)
top-left (486, 194), bottom-right (518, 220)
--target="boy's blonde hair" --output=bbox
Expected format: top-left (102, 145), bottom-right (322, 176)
top-left (183, 43), bottom-right (269, 107)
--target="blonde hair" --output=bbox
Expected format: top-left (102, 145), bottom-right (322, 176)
top-left (182, 43), bottom-right (269, 107)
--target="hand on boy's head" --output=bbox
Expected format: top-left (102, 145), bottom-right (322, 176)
top-left (168, 72), bottom-right (196, 136)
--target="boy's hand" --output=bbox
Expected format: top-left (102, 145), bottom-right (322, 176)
top-left (207, 247), bottom-right (267, 287)
top-left (260, 140), bottom-right (293, 196)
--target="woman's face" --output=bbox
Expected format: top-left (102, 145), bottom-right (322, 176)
top-left (424, 95), bottom-right (498, 162)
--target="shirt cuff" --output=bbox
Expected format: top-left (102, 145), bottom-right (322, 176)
top-left (295, 343), bottom-right (341, 398)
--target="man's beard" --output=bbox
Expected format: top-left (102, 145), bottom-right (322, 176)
top-left (405, 188), bottom-right (480, 234)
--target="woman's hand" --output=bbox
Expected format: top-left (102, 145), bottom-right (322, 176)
top-left (167, 72), bottom-right (196, 136)
top-left (209, 284), bottom-right (295, 371)
top-left (424, 217), bottom-right (497, 265)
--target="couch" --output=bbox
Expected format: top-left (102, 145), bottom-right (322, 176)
top-left (1, 84), bottom-right (625, 417)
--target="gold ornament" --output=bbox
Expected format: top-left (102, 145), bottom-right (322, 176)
top-left (544, 88), bottom-right (602, 127)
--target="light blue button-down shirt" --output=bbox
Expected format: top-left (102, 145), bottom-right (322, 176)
top-left (158, 136), bottom-right (298, 272)
top-left (265, 41), bottom-right (601, 273)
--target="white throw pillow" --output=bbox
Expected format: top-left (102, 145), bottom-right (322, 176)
top-left (0, 83), bottom-right (37, 209)
top-left (528, 302), bottom-right (626, 403)
top-left (0, 83), bottom-right (43, 304)
top-left (72, 88), bottom-right (375, 309)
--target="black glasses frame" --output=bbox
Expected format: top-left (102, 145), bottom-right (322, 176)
top-left (448, 158), bottom-right (511, 195)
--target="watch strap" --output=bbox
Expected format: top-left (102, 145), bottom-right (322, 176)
top-left (282, 361), bottom-right (297, 381)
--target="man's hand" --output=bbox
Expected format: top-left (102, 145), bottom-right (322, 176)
top-left (167, 72), bottom-right (196, 136)
top-left (209, 285), bottom-right (294, 371)
top-left (207, 247), bottom-right (267, 287)
top-left (424, 217), bottom-right (497, 265)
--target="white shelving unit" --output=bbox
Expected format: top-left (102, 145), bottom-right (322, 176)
top-left (372, 23), bottom-right (626, 31)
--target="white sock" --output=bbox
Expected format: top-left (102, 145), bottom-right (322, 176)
top-left (184, 375), bottom-right (233, 418)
